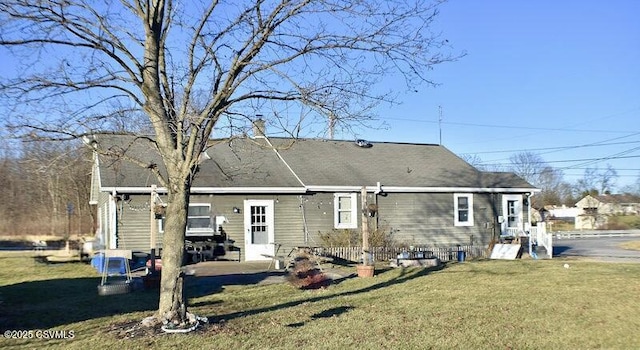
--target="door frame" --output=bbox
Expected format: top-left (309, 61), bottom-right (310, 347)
top-left (501, 194), bottom-right (523, 235)
top-left (243, 199), bottom-right (275, 261)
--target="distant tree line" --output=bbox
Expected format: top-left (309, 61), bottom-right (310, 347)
top-left (0, 140), bottom-right (93, 237)
top-left (464, 151), bottom-right (640, 208)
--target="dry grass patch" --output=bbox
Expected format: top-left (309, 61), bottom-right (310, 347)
top-left (619, 240), bottom-right (640, 251)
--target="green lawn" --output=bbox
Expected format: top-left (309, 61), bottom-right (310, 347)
top-left (1, 255), bottom-right (639, 349)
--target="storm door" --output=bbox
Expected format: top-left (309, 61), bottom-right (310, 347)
top-left (243, 200), bottom-right (275, 260)
top-left (501, 195), bottom-right (523, 235)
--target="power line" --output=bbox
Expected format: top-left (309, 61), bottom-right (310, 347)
top-left (569, 168), bottom-right (640, 171)
top-left (463, 137), bottom-right (640, 156)
top-left (384, 117), bottom-right (639, 134)
top-left (465, 134), bottom-right (640, 165)
top-left (558, 146), bottom-right (640, 170)
top-left (475, 153), bottom-right (640, 168)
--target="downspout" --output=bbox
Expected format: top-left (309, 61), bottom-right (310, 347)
top-left (491, 193), bottom-right (498, 243)
top-left (110, 190), bottom-right (118, 249)
top-left (374, 182), bottom-right (382, 232)
top-left (299, 195), bottom-right (310, 243)
top-left (527, 191), bottom-right (535, 257)
top-left (374, 181), bottom-right (382, 195)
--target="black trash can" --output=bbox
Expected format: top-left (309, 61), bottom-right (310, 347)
top-left (457, 250), bottom-right (466, 262)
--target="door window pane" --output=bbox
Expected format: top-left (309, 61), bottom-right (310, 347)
top-left (507, 200), bottom-right (518, 228)
top-left (251, 205), bottom-right (269, 244)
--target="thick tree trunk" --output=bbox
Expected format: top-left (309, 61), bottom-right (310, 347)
top-left (157, 180), bottom-right (189, 323)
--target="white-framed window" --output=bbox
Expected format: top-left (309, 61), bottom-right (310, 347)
top-left (334, 193), bottom-right (358, 229)
top-left (186, 203), bottom-right (214, 235)
top-left (454, 193), bottom-right (474, 226)
top-left (159, 203), bottom-right (214, 236)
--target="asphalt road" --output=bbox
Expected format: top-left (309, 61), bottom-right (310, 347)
top-left (554, 235), bottom-right (640, 263)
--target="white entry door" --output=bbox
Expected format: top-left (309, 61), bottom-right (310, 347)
top-left (244, 200), bottom-right (275, 261)
top-left (502, 194), bottom-right (523, 235)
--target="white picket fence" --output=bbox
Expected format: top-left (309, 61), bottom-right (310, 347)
top-left (314, 245), bottom-right (488, 263)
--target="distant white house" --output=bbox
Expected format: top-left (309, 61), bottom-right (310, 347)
top-left (547, 205), bottom-right (580, 220)
top-left (533, 205), bottom-right (579, 231)
top-left (575, 194), bottom-right (640, 230)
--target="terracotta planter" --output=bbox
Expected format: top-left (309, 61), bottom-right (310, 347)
top-left (356, 265), bottom-right (375, 278)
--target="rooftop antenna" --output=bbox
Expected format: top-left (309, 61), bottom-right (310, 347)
top-left (438, 105), bottom-right (443, 145)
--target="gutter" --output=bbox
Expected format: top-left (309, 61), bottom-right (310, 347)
top-left (101, 186), bottom-right (307, 194)
top-left (306, 185), bottom-right (540, 193)
top-left (102, 185), bottom-right (539, 195)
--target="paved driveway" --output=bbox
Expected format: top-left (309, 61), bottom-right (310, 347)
top-left (554, 236), bottom-right (640, 263)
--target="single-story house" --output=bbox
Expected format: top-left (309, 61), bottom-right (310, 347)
top-left (89, 133), bottom-right (539, 261)
top-left (575, 194), bottom-right (640, 230)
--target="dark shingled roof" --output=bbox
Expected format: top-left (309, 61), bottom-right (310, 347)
top-left (95, 135), bottom-right (536, 191)
top-left (592, 194), bottom-right (640, 204)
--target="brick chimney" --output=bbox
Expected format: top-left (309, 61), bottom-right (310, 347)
top-left (252, 118), bottom-right (266, 138)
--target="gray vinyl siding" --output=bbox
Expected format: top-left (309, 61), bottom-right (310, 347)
top-left (111, 191), bottom-right (531, 258)
top-left (211, 194), bottom-right (308, 260)
top-left (376, 193), bottom-right (496, 247)
top-left (273, 196), bottom-right (307, 254)
top-left (302, 193), bottom-right (359, 249)
top-left (213, 193), bottom-right (358, 259)
top-left (114, 194), bottom-right (165, 252)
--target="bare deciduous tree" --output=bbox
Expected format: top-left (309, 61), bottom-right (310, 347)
top-left (0, 141), bottom-right (92, 237)
top-left (509, 152), bottom-right (546, 185)
top-left (575, 165), bottom-right (619, 197)
top-left (619, 172), bottom-right (640, 195)
top-left (535, 166), bottom-right (566, 206)
top-left (0, 0), bottom-right (460, 326)
top-left (508, 152), bottom-right (575, 207)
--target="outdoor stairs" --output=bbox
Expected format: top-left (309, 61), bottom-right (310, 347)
top-left (531, 245), bottom-right (552, 259)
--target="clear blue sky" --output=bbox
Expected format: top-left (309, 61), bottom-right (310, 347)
top-left (360, 0), bottom-right (640, 190)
